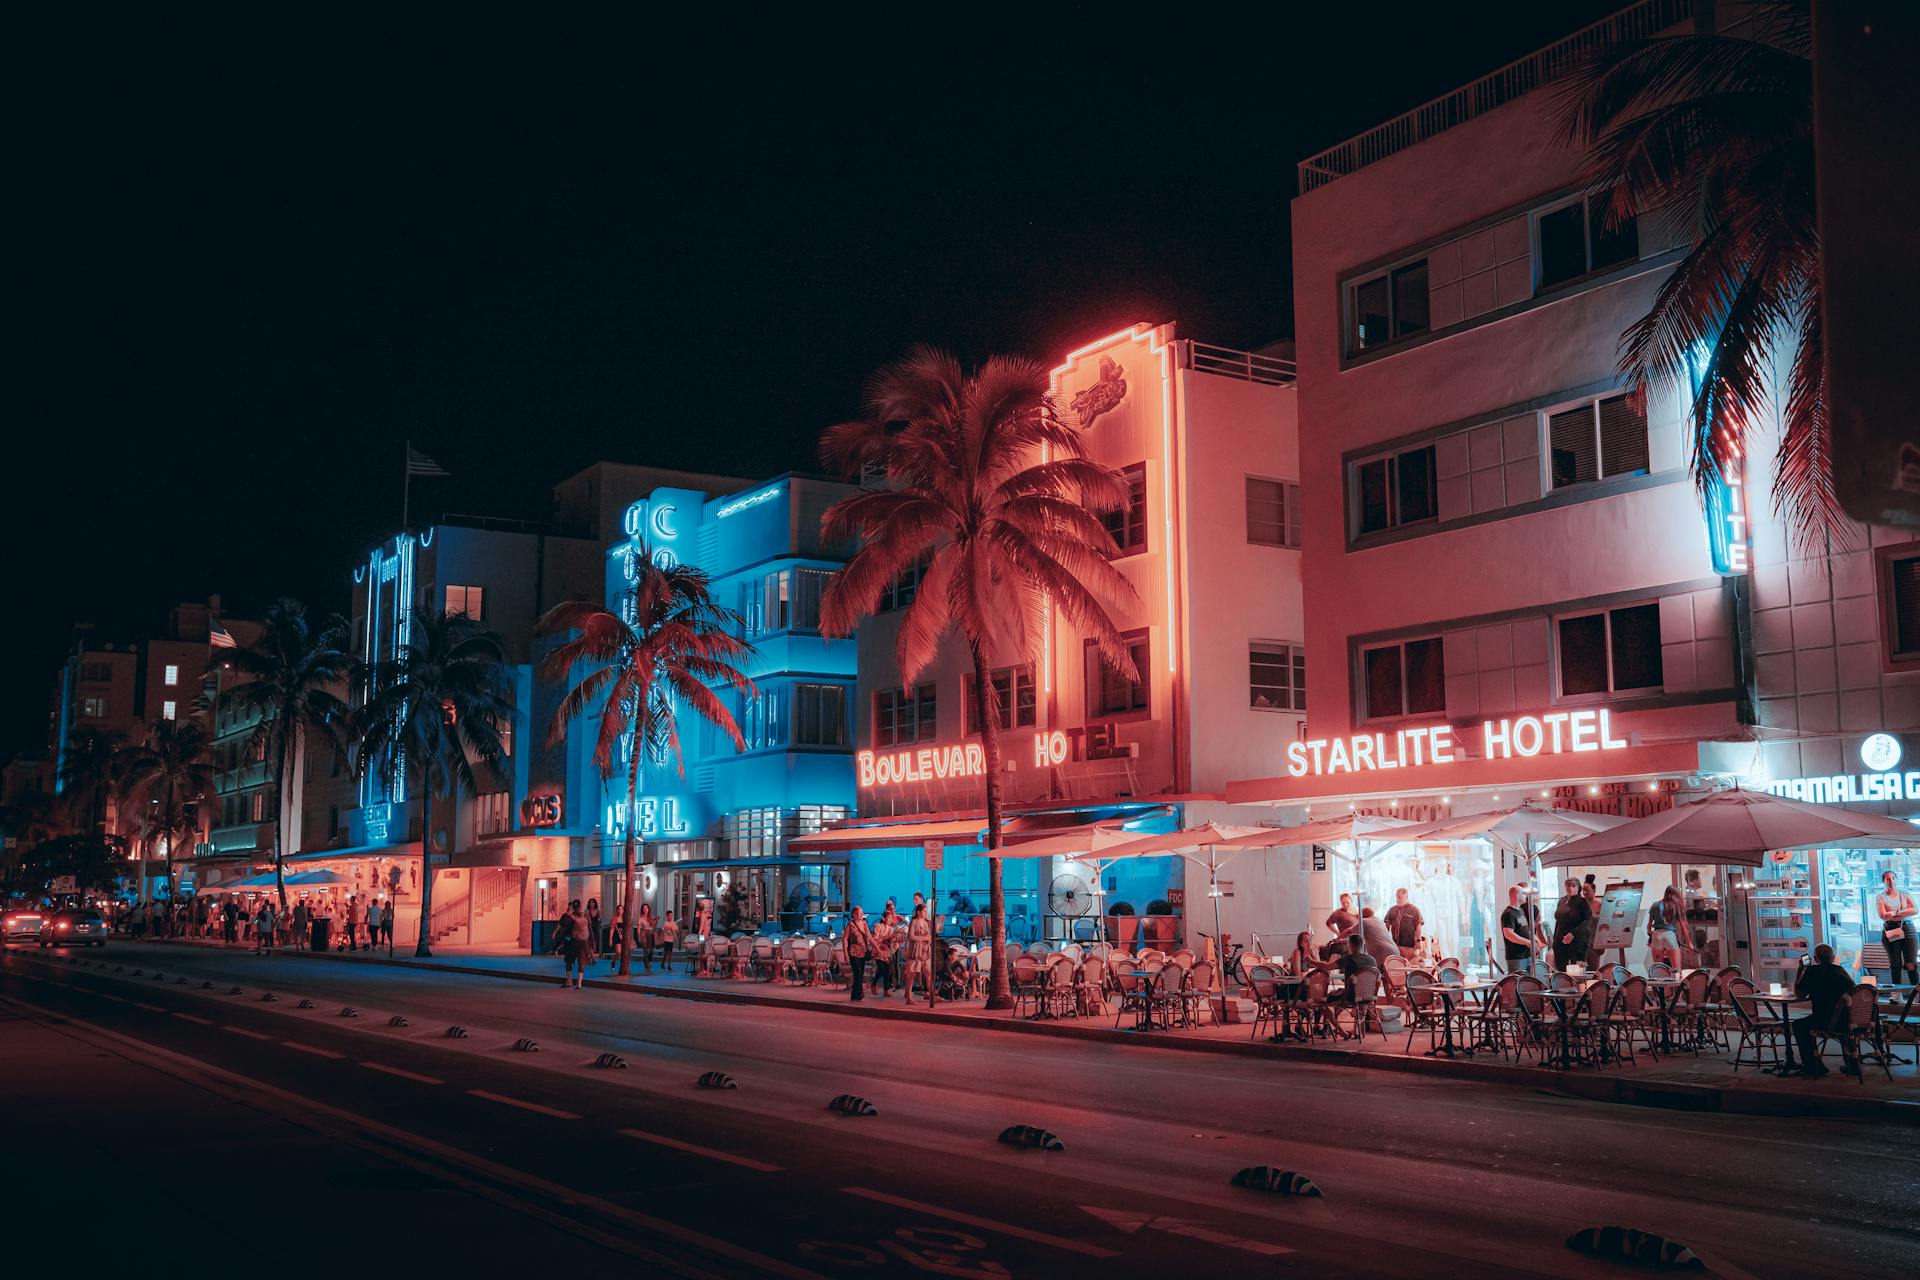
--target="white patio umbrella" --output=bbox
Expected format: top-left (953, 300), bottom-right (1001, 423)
top-left (1216, 815), bottom-right (1419, 958)
top-left (1086, 823), bottom-right (1275, 987)
top-left (968, 824), bottom-right (1146, 943)
top-left (1541, 787), bottom-right (1920, 867)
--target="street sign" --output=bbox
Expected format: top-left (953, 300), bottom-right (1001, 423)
top-left (922, 840), bottom-right (943, 871)
top-left (51, 875), bottom-right (76, 893)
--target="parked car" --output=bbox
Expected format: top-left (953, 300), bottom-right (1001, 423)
top-left (3, 909), bottom-right (45, 945)
top-left (40, 909), bottom-right (109, 947)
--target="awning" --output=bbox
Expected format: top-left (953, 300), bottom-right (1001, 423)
top-left (788, 817), bottom-right (991, 853)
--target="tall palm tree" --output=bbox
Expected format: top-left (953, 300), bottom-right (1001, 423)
top-left (58, 726), bottom-right (126, 833)
top-left (217, 599), bottom-right (354, 910)
top-left (1556, 1), bottom-right (1835, 541)
top-left (818, 347), bottom-right (1138, 1010)
top-left (116, 714), bottom-right (216, 913)
top-left (356, 611), bottom-right (513, 958)
top-left (0, 787), bottom-right (70, 898)
top-left (537, 552), bottom-right (755, 977)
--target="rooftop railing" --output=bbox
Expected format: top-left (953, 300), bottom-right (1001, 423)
top-left (1296, 0), bottom-right (1695, 192)
top-left (1185, 341), bottom-right (1297, 386)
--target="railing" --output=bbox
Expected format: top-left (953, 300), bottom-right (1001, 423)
top-left (470, 873), bottom-right (520, 920)
top-left (214, 760), bottom-right (272, 793)
top-left (1296, 0), bottom-right (1695, 191)
top-left (1185, 341), bottom-right (1296, 386)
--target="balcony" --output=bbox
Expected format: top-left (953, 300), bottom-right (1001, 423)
top-left (196, 821), bottom-right (272, 859)
top-left (214, 759), bottom-right (272, 793)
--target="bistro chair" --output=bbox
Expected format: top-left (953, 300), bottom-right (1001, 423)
top-left (1674, 969), bottom-right (1713, 1052)
top-left (1003, 941), bottom-right (1025, 961)
top-left (1604, 975), bottom-right (1652, 1065)
top-left (1113, 966), bottom-right (1150, 1029)
top-left (1605, 962), bottom-right (1631, 986)
top-left (1549, 972), bottom-right (1578, 994)
top-left (1461, 978), bottom-right (1507, 1055)
top-left (1342, 969), bottom-right (1385, 1043)
top-left (1435, 964), bottom-right (1465, 987)
top-left (1817, 988), bottom-right (1895, 1082)
top-left (1505, 975), bottom-right (1552, 1064)
top-left (1146, 964), bottom-right (1188, 1030)
top-left (828, 939), bottom-right (849, 984)
top-left (1402, 970), bottom-right (1445, 1053)
top-left (1246, 966), bottom-right (1283, 1040)
top-left (1170, 948), bottom-right (1197, 969)
top-left (1040, 956), bottom-right (1077, 1018)
top-left (1649, 960), bottom-right (1675, 980)
top-left (1076, 955), bottom-right (1108, 1016)
top-left (1010, 955), bottom-right (1044, 1018)
top-left (1060, 943), bottom-right (1084, 964)
top-left (1727, 980), bottom-right (1784, 1072)
top-left (1302, 968), bottom-right (1335, 1039)
top-left (748, 936), bottom-right (776, 980)
top-left (1382, 954), bottom-right (1409, 996)
top-left (1182, 960), bottom-right (1216, 1026)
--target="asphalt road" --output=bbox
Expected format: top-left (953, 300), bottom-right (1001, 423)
top-left (3, 940), bottom-right (1912, 1279)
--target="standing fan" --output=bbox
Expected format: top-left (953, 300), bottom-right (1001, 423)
top-left (1049, 873), bottom-right (1092, 919)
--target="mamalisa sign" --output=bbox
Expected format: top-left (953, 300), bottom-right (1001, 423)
top-left (1285, 709), bottom-right (1628, 779)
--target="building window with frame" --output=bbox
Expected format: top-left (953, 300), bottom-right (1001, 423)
top-left (793, 683), bottom-right (848, 748)
top-left (79, 661), bottom-right (113, 683)
top-left (1349, 258), bottom-right (1430, 352)
top-left (1086, 631), bottom-right (1151, 718)
top-left (163, 664), bottom-right (179, 686)
top-left (161, 700), bottom-right (177, 720)
top-left (1534, 195), bottom-right (1639, 292)
top-left (1246, 477), bottom-right (1302, 547)
top-left (1879, 545), bottom-right (1920, 667)
top-left (80, 696), bottom-right (108, 718)
top-left (444, 585), bottom-right (485, 619)
top-left (1354, 445), bottom-right (1437, 535)
top-left (1250, 641), bottom-right (1306, 711)
top-left (474, 790), bottom-right (510, 837)
top-left (1361, 637), bottom-right (1445, 720)
top-left (742, 568), bottom-right (831, 637)
top-left (1556, 602), bottom-right (1663, 697)
top-left (874, 684), bottom-right (936, 746)
top-left (1548, 392), bottom-right (1649, 490)
top-left (879, 558), bottom-right (928, 613)
top-left (964, 665), bottom-right (1037, 734)
top-left (1103, 463), bottom-right (1148, 556)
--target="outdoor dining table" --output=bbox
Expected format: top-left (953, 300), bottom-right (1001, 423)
top-left (1746, 989), bottom-right (1812, 1076)
top-left (1535, 988), bottom-right (1595, 1070)
top-left (1265, 973), bottom-right (1312, 1043)
top-left (1642, 977), bottom-right (1687, 1054)
top-left (1409, 980), bottom-right (1496, 1058)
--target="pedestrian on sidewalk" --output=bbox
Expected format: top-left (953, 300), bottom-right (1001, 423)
top-left (1578, 876), bottom-right (1605, 970)
top-left (844, 906), bottom-right (873, 1002)
top-left (904, 904), bottom-right (934, 1007)
top-left (552, 899), bottom-right (591, 989)
top-left (344, 895), bottom-right (364, 951)
top-left (874, 905), bottom-right (900, 996)
top-left (290, 899), bottom-right (309, 951)
top-left (1878, 869), bottom-right (1917, 985)
top-left (365, 899), bottom-right (384, 952)
top-left (1385, 888), bottom-right (1424, 960)
top-left (634, 904), bottom-right (657, 974)
top-left (221, 897), bottom-right (240, 946)
top-left (658, 911), bottom-right (679, 972)
top-left (587, 898), bottom-right (604, 957)
top-left (378, 898), bottom-right (394, 947)
top-left (254, 899), bottom-right (277, 955)
top-left (1552, 879), bottom-right (1589, 971)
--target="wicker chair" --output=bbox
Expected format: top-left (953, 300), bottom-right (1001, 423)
top-left (1605, 962), bottom-right (1631, 985)
top-left (1648, 960), bottom-right (1675, 980)
top-left (1011, 955), bottom-right (1044, 1018)
top-left (1817, 988), bottom-right (1895, 1081)
top-left (1605, 975), bottom-right (1653, 1065)
top-left (1342, 968), bottom-right (1385, 1042)
top-left (1041, 955), bottom-right (1077, 1018)
top-left (1112, 966), bottom-right (1149, 1028)
top-left (1728, 981), bottom-right (1785, 1072)
top-left (1247, 966), bottom-right (1283, 1040)
top-left (1181, 960), bottom-right (1216, 1026)
top-left (1075, 956), bottom-right (1108, 1016)
top-left (1149, 964), bottom-right (1188, 1030)
top-left (1402, 969), bottom-right (1445, 1053)
top-left (1301, 968), bottom-right (1335, 1038)
top-left (1382, 954), bottom-right (1410, 996)
top-left (1508, 975), bottom-right (1553, 1064)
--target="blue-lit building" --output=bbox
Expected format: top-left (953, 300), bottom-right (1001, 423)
top-left (550, 473), bottom-right (861, 930)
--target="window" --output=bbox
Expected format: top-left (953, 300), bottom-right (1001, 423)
top-left (795, 803), bottom-right (850, 835)
top-left (1535, 196), bottom-right (1639, 291)
top-left (163, 664), bottom-right (179, 686)
top-left (1086, 631), bottom-right (1151, 717)
top-left (1246, 478), bottom-right (1302, 547)
top-left (79, 661), bottom-right (113, 684)
top-left (80, 696), bottom-right (108, 718)
top-left (1349, 258), bottom-right (1430, 352)
top-left (1557, 603), bottom-right (1663, 697)
top-left (1103, 463), bottom-right (1148, 555)
top-left (1354, 445), bottom-right (1437, 535)
top-left (727, 806), bottom-right (783, 858)
top-left (740, 688), bottom-right (781, 751)
top-left (1881, 547), bottom-right (1920, 665)
top-left (874, 684), bottom-right (937, 746)
top-left (965, 665), bottom-right (1037, 734)
top-left (1361, 638), bottom-right (1445, 720)
top-left (161, 700), bottom-right (177, 720)
top-left (1548, 392), bottom-right (1649, 490)
top-left (742, 568), bottom-right (830, 637)
top-left (250, 791), bottom-right (267, 822)
top-left (1250, 642), bottom-right (1306, 712)
top-left (444, 585), bottom-right (485, 619)
top-left (793, 684), bottom-right (848, 747)
top-left (879, 558), bottom-right (928, 612)
top-left (474, 791), bottom-right (510, 837)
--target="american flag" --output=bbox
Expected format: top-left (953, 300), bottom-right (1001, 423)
top-left (407, 446), bottom-right (450, 478)
top-left (209, 618), bottom-right (237, 650)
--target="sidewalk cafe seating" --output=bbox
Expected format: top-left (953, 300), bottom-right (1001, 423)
top-left (1462, 974), bottom-right (1513, 1055)
top-left (1602, 975), bottom-right (1652, 1066)
top-left (1339, 969), bottom-right (1384, 1043)
top-left (1815, 988), bottom-right (1895, 1082)
top-left (1113, 966), bottom-right (1149, 1029)
top-left (1727, 980), bottom-right (1785, 1072)
top-left (1382, 954), bottom-right (1409, 996)
top-left (1674, 969), bottom-right (1712, 1052)
top-left (1301, 968), bottom-right (1336, 1039)
top-left (1181, 960), bottom-right (1216, 1027)
top-left (1075, 955), bottom-right (1108, 1016)
top-left (1148, 963), bottom-right (1189, 1030)
top-left (1011, 954), bottom-right (1043, 1018)
top-left (1508, 975), bottom-right (1554, 1065)
top-left (1041, 954), bottom-right (1077, 1018)
top-left (1402, 969), bottom-right (1445, 1053)
top-left (1247, 966), bottom-right (1285, 1040)
top-left (1648, 960), bottom-right (1675, 980)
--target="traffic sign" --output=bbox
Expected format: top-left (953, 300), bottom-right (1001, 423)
top-left (922, 840), bottom-right (943, 871)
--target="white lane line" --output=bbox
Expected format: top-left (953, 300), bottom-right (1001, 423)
top-left (221, 1025), bottom-right (272, 1040)
top-left (283, 1040), bottom-right (346, 1060)
top-left (134, 1002), bottom-right (166, 1012)
top-left (841, 1187), bottom-right (1120, 1258)
top-left (468, 1089), bottom-right (580, 1120)
top-left (95, 993), bottom-right (129, 1003)
top-left (618, 1128), bottom-right (782, 1172)
top-left (363, 1062), bottom-right (444, 1085)
top-left (173, 1012), bottom-right (212, 1025)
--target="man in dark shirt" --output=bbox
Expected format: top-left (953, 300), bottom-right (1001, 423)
top-left (1500, 885), bottom-right (1544, 973)
top-left (1792, 944), bottom-right (1858, 1077)
top-left (1335, 934), bottom-right (1379, 998)
top-left (1384, 888), bottom-right (1423, 959)
top-left (1322, 893), bottom-right (1359, 960)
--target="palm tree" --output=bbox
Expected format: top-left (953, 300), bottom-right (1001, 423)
top-left (818, 347), bottom-right (1138, 1010)
top-left (0, 787), bottom-right (70, 898)
top-left (1556, 1), bottom-right (1835, 541)
top-left (58, 726), bottom-right (126, 833)
top-left (116, 714), bottom-right (216, 915)
top-left (217, 599), bottom-right (354, 910)
top-left (537, 552), bottom-right (755, 977)
top-left (356, 611), bottom-right (513, 958)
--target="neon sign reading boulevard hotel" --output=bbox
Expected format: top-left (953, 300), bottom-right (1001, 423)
top-left (857, 710), bottom-right (1629, 790)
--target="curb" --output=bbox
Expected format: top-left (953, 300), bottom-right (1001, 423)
top-left (134, 937), bottom-right (1917, 1125)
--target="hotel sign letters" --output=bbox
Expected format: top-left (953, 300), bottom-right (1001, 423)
top-left (858, 726), bottom-right (1129, 789)
top-left (1285, 709), bottom-right (1629, 779)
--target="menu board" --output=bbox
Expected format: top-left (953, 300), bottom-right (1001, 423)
top-left (1593, 881), bottom-right (1644, 950)
top-left (1752, 849), bottom-right (1817, 985)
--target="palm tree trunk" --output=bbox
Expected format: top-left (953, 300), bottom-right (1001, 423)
top-left (272, 731), bottom-right (291, 914)
top-left (619, 743), bottom-right (640, 978)
top-left (971, 649), bottom-right (1013, 1010)
top-left (415, 787), bottom-right (435, 958)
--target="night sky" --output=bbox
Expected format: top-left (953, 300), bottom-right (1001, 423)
top-left (10, 3), bottom-right (1620, 760)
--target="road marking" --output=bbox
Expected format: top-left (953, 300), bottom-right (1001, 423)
top-left (173, 1012), bottom-right (213, 1025)
top-left (222, 1025), bottom-right (272, 1040)
top-left (283, 1040), bottom-right (346, 1060)
top-left (96, 993), bottom-right (129, 1003)
top-left (841, 1188), bottom-right (1119, 1258)
top-left (468, 1089), bottom-right (580, 1120)
top-left (134, 1002), bottom-right (166, 1012)
top-left (619, 1128), bottom-right (781, 1172)
top-left (363, 1062), bottom-right (444, 1085)
top-left (1079, 1204), bottom-right (1292, 1256)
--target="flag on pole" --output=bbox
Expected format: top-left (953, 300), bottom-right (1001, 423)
top-left (406, 447), bottom-right (450, 478)
top-left (209, 618), bottom-right (237, 650)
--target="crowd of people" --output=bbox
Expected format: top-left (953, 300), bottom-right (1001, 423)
top-left (110, 892), bottom-right (396, 951)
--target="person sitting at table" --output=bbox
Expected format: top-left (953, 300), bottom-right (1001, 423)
top-left (1552, 878), bottom-right (1591, 971)
top-left (1321, 894), bottom-right (1359, 959)
top-left (1793, 944), bottom-right (1858, 1078)
top-left (1334, 934), bottom-right (1379, 1001)
top-left (1282, 930), bottom-right (1331, 976)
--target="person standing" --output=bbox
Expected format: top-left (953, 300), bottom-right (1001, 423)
top-left (844, 906), bottom-right (874, 1002)
top-left (1384, 888), bottom-right (1424, 960)
top-left (873, 905), bottom-right (901, 996)
top-left (254, 899), bottom-right (277, 955)
top-left (1323, 893), bottom-right (1359, 958)
top-left (904, 904), bottom-right (934, 1007)
top-left (1499, 886), bottom-right (1546, 974)
top-left (1793, 944), bottom-right (1858, 1077)
top-left (222, 897), bottom-right (240, 946)
top-left (1358, 907), bottom-right (1398, 969)
top-left (1578, 876), bottom-right (1605, 970)
top-left (634, 904), bottom-right (657, 974)
top-left (587, 898), bottom-right (604, 958)
top-left (380, 898), bottom-right (395, 947)
top-left (1647, 886), bottom-right (1685, 969)
top-left (658, 911), bottom-right (680, 972)
top-left (365, 898), bottom-right (384, 952)
top-left (1552, 879), bottom-right (1590, 971)
top-left (1878, 870), bottom-right (1917, 986)
top-left (342, 895), bottom-right (362, 951)
top-left (290, 899), bottom-right (309, 951)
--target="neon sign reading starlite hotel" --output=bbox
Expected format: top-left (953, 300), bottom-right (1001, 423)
top-left (1285, 709), bottom-right (1629, 778)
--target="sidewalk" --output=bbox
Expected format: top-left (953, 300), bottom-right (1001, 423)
top-left (154, 935), bottom-right (1919, 1125)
